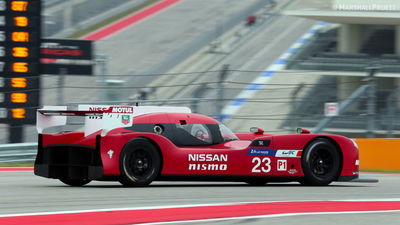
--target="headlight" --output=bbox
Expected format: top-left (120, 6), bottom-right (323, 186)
top-left (350, 139), bottom-right (358, 149)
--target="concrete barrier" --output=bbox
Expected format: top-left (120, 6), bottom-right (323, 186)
top-left (355, 139), bottom-right (400, 171)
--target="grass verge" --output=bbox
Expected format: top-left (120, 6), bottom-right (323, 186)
top-left (69, 0), bottom-right (161, 39)
top-left (0, 163), bottom-right (33, 167)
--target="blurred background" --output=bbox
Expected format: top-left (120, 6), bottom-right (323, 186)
top-left (2, 0), bottom-right (400, 144)
top-left (0, 1), bottom-right (399, 224)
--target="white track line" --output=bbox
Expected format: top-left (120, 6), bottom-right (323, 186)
top-left (138, 210), bottom-right (400, 225)
top-left (1, 199), bottom-right (400, 217)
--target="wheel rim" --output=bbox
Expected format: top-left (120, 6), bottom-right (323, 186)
top-left (126, 149), bottom-right (152, 178)
top-left (309, 148), bottom-right (334, 177)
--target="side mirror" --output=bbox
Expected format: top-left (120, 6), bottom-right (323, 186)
top-left (250, 127), bottom-right (264, 135)
top-left (296, 128), bottom-right (310, 134)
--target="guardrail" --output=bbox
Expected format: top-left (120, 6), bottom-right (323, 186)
top-left (0, 143), bottom-right (37, 164)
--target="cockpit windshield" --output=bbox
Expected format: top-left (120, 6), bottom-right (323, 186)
top-left (219, 124), bottom-right (239, 142)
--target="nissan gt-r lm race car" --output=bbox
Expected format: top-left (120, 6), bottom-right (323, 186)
top-left (35, 105), bottom-right (365, 187)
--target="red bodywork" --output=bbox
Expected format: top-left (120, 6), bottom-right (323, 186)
top-left (38, 112), bottom-right (359, 182)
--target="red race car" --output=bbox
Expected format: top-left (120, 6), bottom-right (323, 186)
top-left (34, 105), bottom-right (371, 187)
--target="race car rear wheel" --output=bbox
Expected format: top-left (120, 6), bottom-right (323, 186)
top-left (301, 138), bottom-right (341, 186)
top-left (119, 138), bottom-right (161, 187)
top-left (60, 178), bottom-right (91, 187)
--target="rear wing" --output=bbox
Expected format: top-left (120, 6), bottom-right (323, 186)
top-left (37, 105), bottom-right (191, 136)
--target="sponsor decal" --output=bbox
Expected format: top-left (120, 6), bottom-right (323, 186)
top-left (188, 164), bottom-right (227, 171)
top-left (247, 148), bottom-right (275, 156)
top-left (188, 154), bottom-right (228, 162)
top-left (110, 107), bottom-right (134, 113)
top-left (87, 106), bottom-right (108, 119)
top-left (250, 139), bottom-right (271, 147)
top-left (121, 115), bottom-right (131, 125)
top-left (288, 168), bottom-right (298, 174)
top-left (41, 48), bottom-right (83, 56)
top-left (95, 106), bottom-right (134, 114)
top-left (188, 154), bottom-right (228, 171)
top-left (252, 157), bottom-right (271, 173)
top-left (41, 39), bottom-right (92, 60)
top-left (275, 150), bottom-right (301, 157)
top-left (89, 107), bottom-right (109, 111)
top-left (107, 149), bottom-right (114, 159)
top-left (277, 160), bottom-right (287, 171)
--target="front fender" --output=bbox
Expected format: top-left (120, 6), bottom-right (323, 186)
top-left (272, 134), bottom-right (359, 179)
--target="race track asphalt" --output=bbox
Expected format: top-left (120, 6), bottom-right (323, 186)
top-left (0, 171), bottom-right (399, 224)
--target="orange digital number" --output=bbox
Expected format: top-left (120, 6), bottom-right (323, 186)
top-left (11, 78), bottom-right (27, 88)
top-left (11, 108), bottom-right (26, 119)
top-left (14, 16), bottom-right (28, 27)
top-left (11, 1), bottom-right (29, 12)
top-left (12, 47), bottom-right (29, 57)
top-left (11, 93), bottom-right (27, 103)
top-left (13, 62), bottom-right (29, 73)
top-left (12, 32), bottom-right (29, 42)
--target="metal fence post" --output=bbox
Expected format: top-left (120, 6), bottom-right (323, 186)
top-left (57, 68), bottom-right (67, 106)
top-left (216, 64), bottom-right (229, 121)
top-left (290, 83), bottom-right (304, 133)
top-left (192, 85), bottom-right (208, 113)
top-left (386, 86), bottom-right (400, 138)
top-left (63, 0), bottom-right (73, 31)
top-left (96, 54), bottom-right (108, 101)
top-left (366, 66), bottom-right (378, 138)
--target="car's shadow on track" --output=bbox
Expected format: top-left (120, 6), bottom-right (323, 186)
top-left (45, 182), bottom-right (372, 188)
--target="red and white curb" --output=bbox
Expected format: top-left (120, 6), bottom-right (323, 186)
top-left (42, 0), bottom-right (181, 63)
top-left (0, 200), bottom-right (399, 225)
top-left (83, 0), bottom-right (182, 41)
top-left (0, 167), bottom-right (33, 171)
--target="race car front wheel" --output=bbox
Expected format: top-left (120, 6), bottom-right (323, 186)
top-left (60, 178), bottom-right (91, 187)
top-left (119, 138), bottom-right (161, 187)
top-left (301, 138), bottom-right (341, 186)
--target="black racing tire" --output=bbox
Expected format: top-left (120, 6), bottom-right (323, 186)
top-left (301, 138), bottom-right (341, 186)
top-left (246, 180), bottom-right (268, 186)
top-left (119, 138), bottom-right (161, 187)
top-left (60, 178), bottom-right (91, 187)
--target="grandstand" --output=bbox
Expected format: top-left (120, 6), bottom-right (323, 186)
top-left (280, 0), bottom-right (400, 137)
